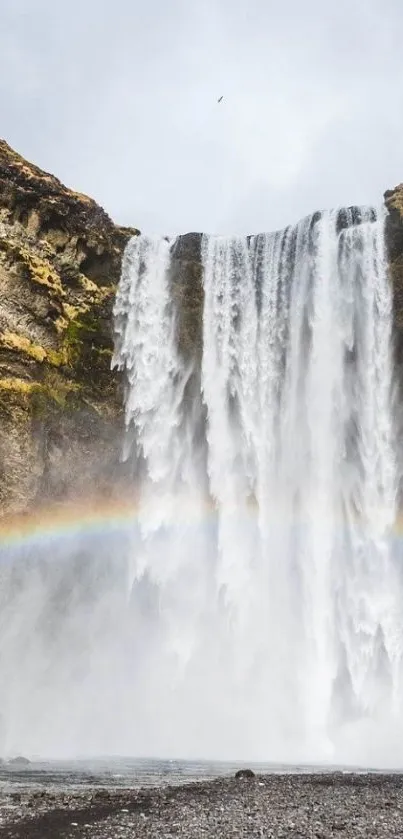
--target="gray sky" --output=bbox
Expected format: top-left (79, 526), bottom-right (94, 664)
top-left (1, 0), bottom-right (403, 234)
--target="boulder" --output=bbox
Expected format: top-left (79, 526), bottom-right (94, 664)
top-left (235, 768), bottom-right (255, 779)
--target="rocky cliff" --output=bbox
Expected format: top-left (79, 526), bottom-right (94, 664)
top-left (1, 140), bottom-right (403, 517)
top-left (0, 140), bottom-right (138, 515)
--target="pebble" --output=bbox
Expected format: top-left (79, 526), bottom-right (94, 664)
top-left (0, 773), bottom-right (402, 838)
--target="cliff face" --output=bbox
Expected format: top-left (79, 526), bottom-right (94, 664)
top-left (0, 140), bottom-right (138, 514)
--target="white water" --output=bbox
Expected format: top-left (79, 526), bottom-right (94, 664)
top-left (0, 208), bottom-right (401, 766)
top-left (111, 208), bottom-right (402, 765)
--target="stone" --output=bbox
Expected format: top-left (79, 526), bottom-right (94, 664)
top-left (235, 768), bottom-right (255, 779)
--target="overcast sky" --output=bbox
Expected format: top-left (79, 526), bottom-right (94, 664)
top-left (1, 0), bottom-right (403, 234)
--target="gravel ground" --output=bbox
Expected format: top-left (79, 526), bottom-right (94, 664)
top-left (0, 772), bottom-right (402, 838)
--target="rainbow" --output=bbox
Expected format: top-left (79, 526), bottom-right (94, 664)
top-left (0, 494), bottom-right (219, 552)
top-left (0, 498), bottom-right (138, 551)
top-left (0, 494), bottom-right (401, 554)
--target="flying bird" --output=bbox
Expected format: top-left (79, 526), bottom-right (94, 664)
top-left (217, 95), bottom-right (223, 103)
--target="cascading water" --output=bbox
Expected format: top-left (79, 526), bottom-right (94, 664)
top-left (0, 207), bottom-right (401, 765)
top-left (111, 207), bottom-right (401, 764)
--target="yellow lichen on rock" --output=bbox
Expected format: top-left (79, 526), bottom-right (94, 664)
top-left (23, 248), bottom-right (65, 295)
top-left (0, 377), bottom-right (39, 396)
top-left (0, 330), bottom-right (71, 368)
top-left (61, 302), bottom-right (82, 322)
top-left (0, 331), bottom-right (47, 362)
top-left (79, 274), bottom-right (102, 294)
top-left (0, 372), bottom-right (79, 401)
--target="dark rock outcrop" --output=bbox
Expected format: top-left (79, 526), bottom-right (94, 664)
top-left (170, 234), bottom-right (204, 362)
top-left (385, 186), bottom-right (403, 369)
top-left (235, 768), bottom-right (256, 779)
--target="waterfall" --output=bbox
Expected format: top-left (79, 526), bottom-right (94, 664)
top-left (0, 208), bottom-right (400, 765)
top-left (111, 208), bottom-right (403, 764)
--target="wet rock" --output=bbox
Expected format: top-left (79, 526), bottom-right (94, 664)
top-left (385, 185), bottom-right (403, 373)
top-left (235, 768), bottom-right (255, 779)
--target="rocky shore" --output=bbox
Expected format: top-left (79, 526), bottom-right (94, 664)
top-left (0, 773), bottom-right (402, 838)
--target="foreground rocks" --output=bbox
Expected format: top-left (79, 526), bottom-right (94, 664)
top-left (0, 774), bottom-right (402, 838)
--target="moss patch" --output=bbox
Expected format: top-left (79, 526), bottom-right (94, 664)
top-left (0, 331), bottom-right (69, 368)
top-left (0, 332), bottom-right (47, 362)
top-left (0, 377), bottom-right (39, 396)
